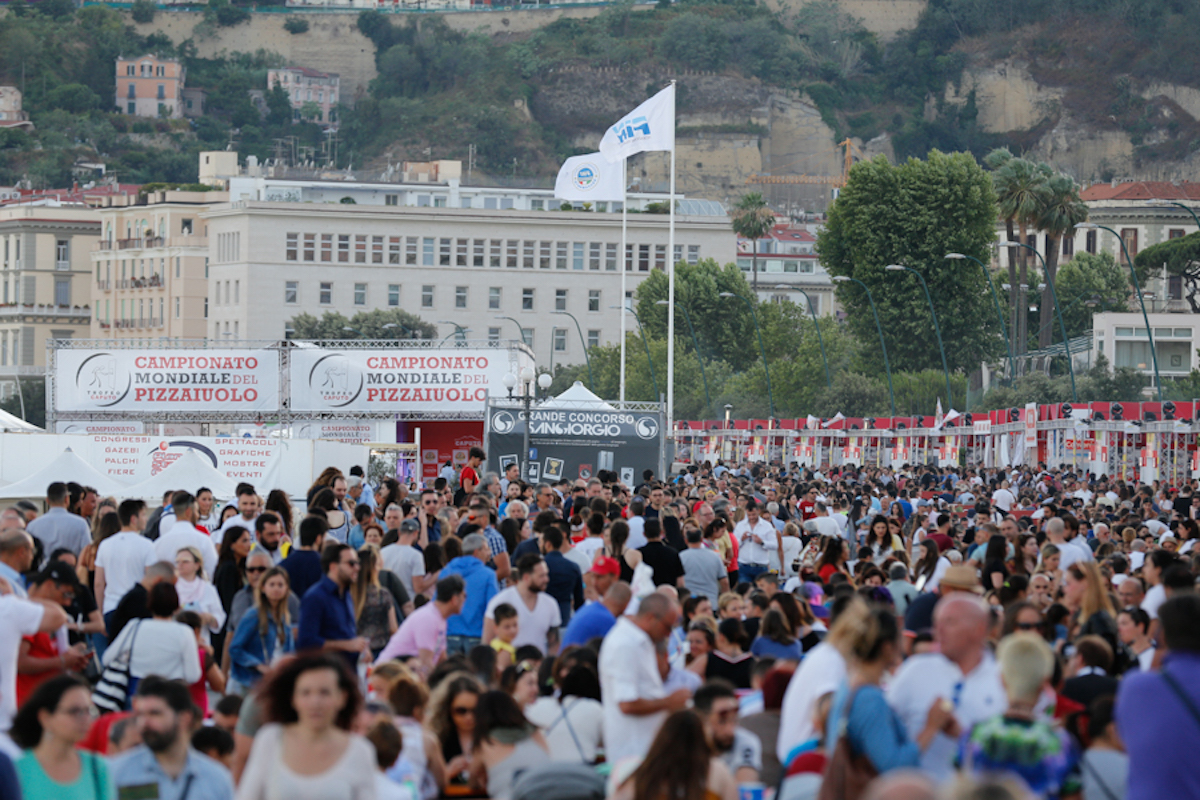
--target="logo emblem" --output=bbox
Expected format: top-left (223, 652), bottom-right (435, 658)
top-left (307, 353), bottom-right (363, 408)
top-left (75, 352), bottom-right (131, 407)
top-left (492, 411), bottom-right (516, 434)
top-left (572, 162), bottom-right (601, 193)
top-left (634, 416), bottom-right (659, 440)
top-left (614, 115), bottom-right (651, 144)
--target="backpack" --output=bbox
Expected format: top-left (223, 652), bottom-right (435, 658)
top-left (511, 763), bottom-right (605, 800)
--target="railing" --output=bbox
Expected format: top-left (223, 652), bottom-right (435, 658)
top-left (107, 316), bottom-right (163, 330)
top-left (0, 304), bottom-right (91, 320)
top-left (115, 275), bottom-right (164, 290)
top-left (116, 236), bottom-right (165, 250)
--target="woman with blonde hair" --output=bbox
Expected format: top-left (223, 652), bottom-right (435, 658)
top-left (174, 545), bottom-right (225, 644)
top-left (1036, 543), bottom-right (1062, 593)
top-left (1064, 561), bottom-right (1119, 656)
top-left (229, 565), bottom-right (294, 692)
top-left (353, 544), bottom-right (399, 659)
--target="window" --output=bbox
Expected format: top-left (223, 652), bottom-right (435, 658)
top-left (422, 285), bottom-right (434, 308)
top-left (406, 237), bottom-right (417, 265)
top-left (55, 240), bottom-right (69, 268)
top-left (553, 328), bottom-right (567, 352)
top-left (588, 290), bottom-right (600, 312)
top-left (489, 287), bottom-right (501, 310)
top-left (539, 241), bottom-right (551, 269)
top-left (338, 235), bottom-right (351, 263)
top-left (639, 244), bottom-right (650, 271)
top-left (320, 282), bottom-right (332, 304)
top-left (321, 234), bottom-right (333, 262)
top-left (531, 199), bottom-right (544, 211)
top-left (489, 240), bottom-right (502, 268)
top-left (522, 288), bottom-right (534, 311)
top-left (175, 297), bottom-right (181, 318)
top-left (473, 240), bottom-right (485, 267)
top-left (589, 242), bottom-right (601, 270)
top-left (555, 289), bottom-right (567, 311)
top-left (371, 236), bottom-right (384, 264)
top-left (1120, 228), bottom-right (1138, 265)
top-left (285, 323), bottom-right (295, 340)
top-left (388, 285), bottom-right (400, 306)
top-left (1169, 228), bottom-right (1186, 240)
top-left (439, 238), bottom-right (451, 266)
top-left (157, 84), bottom-right (165, 100)
top-left (488, 327), bottom-right (500, 342)
top-left (456, 286), bottom-right (468, 308)
top-left (303, 233), bottom-right (315, 261)
top-left (1170, 275), bottom-right (1184, 300)
top-left (523, 241), bottom-right (535, 269)
top-left (354, 283), bottom-right (367, 305)
top-left (587, 329), bottom-right (600, 348)
top-left (1062, 236), bottom-right (1073, 257)
top-left (556, 242), bottom-right (568, 270)
top-left (55, 279), bottom-right (69, 307)
top-left (127, 84), bottom-right (136, 99)
top-left (1085, 230), bottom-right (1097, 254)
top-left (655, 245), bottom-right (666, 271)
top-left (573, 243), bottom-right (585, 270)
top-left (606, 243), bottom-right (618, 271)
top-left (234, 280), bottom-right (239, 304)
top-left (521, 328), bottom-right (533, 347)
top-left (385, 194), bottom-right (398, 206)
top-left (506, 240), bottom-right (518, 268)
top-left (388, 236), bottom-right (402, 265)
top-left (422, 238), bottom-right (434, 266)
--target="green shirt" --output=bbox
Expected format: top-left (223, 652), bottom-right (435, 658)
top-left (16, 750), bottom-right (114, 800)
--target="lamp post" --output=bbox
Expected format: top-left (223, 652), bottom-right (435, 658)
top-left (1075, 222), bottom-right (1164, 401)
top-left (502, 367), bottom-right (553, 482)
top-left (945, 252), bottom-right (1016, 384)
top-left (884, 264), bottom-right (954, 408)
top-left (774, 285), bottom-right (831, 388)
top-left (551, 310), bottom-right (594, 390)
top-left (610, 305), bottom-right (659, 401)
top-left (439, 320), bottom-right (469, 345)
top-left (997, 240), bottom-right (1077, 402)
top-left (494, 315), bottom-right (528, 348)
top-left (831, 276), bottom-right (894, 415)
top-left (1146, 198), bottom-right (1200, 228)
top-left (719, 291), bottom-right (775, 419)
top-left (341, 325), bottom-right (362, 338)
top-left (655, 299), bottom-right (712, 417)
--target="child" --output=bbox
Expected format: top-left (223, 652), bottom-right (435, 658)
top-left (176, 610), bottom-right (226, 718)
top-left (489, 603), bottom-right (519, 672)
top-left (192, 726), bottom-right (235, 769)
top-left (957, 634), bottom-right (1080, 798)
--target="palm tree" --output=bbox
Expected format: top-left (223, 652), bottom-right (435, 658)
top-left (731, 192), bottom-right (776, 291)
top-left (988, 153), bottom-right (1050, 358)
top-left (1034, 172), bottom-right (1089, 349)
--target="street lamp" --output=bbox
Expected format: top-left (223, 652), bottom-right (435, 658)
top-left (609, 305), bottom-right (659, 401)
top-left (439, 320), bottom-right (469, 346)
top-left (718, 292), bottom-right (775, 419)
top-left (997, 240), bottom-right (1076, 402)
top-left (884, 264), bottom-right (954, 408)
top-left (551, 310), bottom-right (594, 391)
top-left (831, 276), bottom-right (894, 415)
top-left (494, 315), bottom-right (528, 348)
top-left (504, 367), bottom-right (557, 482)
top-left (774, 285), bottom-right (831, 388)
top-left (654, 299), bottom-right (712, 417)
top-left (341, 325), bottom-right (361, 338)
top-left (1075, 222), bottom-right (1164, 400)
top-left (946, 252), bottom-right (1016, 383)
top-left (1146, 198), bottom-right (1200, 228)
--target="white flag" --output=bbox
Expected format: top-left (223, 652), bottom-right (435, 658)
top-left (822, 412), bottom-right (845, 428)
top-left (939, 409), bottom-right (961, 429)
top-left (805, 414), bottom-right (820, 430)
top-left (599, 84), bottom-right (675, 163)
top-left (554, 153), bottom-right (625, 203)
top-left (934, 398), bottom-right (944, 429)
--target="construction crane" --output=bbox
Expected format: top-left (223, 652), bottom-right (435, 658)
top-left (745, 138), bottom-right (862, 187)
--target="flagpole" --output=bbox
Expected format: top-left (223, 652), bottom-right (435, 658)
top-left (620, 156), bottom-right (628, 404)
top-left (666, 79), bottom-right (677, 433)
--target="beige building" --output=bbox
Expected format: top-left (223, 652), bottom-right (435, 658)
top-left (0, 204), bottom-right (98, 392)
top-left (115, 55), bottom-right (186, 119)
top-left (90, 188), bottom-right (227, 340)
top-left (0, 86), bottom-right (32, 131)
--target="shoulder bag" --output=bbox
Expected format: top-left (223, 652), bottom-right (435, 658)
top-left (92, 619), bottom-right (143, 713)
top-left (817, 687), bottom-right (878, 800)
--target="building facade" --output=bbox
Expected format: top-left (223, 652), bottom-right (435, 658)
top-left (0, 204), bottom-right (99, 391)
top-left (1091, 311), bottom-right (1199, 380)
top-left (201, 201), bottom-right (736, 367)
top-left (90, 189), bottom-right (227, 340)
top-left (0, 87), bottom-right (32, 131)
top-left (736, 222), bottom-right (839, 315)
top-left (267, 67), bottom-right (340, 125)
top-left (115, 55), bottom-right (186, 119)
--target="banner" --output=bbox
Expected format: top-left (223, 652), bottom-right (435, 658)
top-left (55, 349), bottom-right (279, 413)
top-left (599, 84), bottom-right (675, 163)
top-left (289, 348), bottom-right (517, 414)
top-left (554, 153), bottom-right (625, 202)
top-left (292, 421), bottom-right (376, 443)
top-left (485, 405), bottom-right (662, 483)
top-left (55, 421), bottom-right (144, 435)
top-left (397, 420), bottom-right (484, 483)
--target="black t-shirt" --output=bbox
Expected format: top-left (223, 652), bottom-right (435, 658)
top-left (903, 591), bottom-right (939, 635)
top-left (108, 583), bottom-right (149, 641)
top-left (638, 541), bottom-right (684, 587)
top-left (64, 584), bottom-right (99, 646)
top-left (705, 650), bottom-right (754, 689)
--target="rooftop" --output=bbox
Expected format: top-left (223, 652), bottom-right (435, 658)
top-left (275, 66), bottom-right (338, 80)
top-left (1080, 181), bottom-right (1200, 202)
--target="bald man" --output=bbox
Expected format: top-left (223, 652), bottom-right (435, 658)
top-left (862, 771), bottom-right (937, 800)
top-left (885, 594), bottom-right (1005, 782)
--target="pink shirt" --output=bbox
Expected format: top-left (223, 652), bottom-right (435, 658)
top-left (377, 602), bottom-right (447, 662)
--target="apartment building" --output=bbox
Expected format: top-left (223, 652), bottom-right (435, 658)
top-left (0, 204), bottom-right (99, 391)
top-left (90, 188), bottom-right (228, 340)
top-left (202, 200), bottom-right (736, 366)
top-left (736, 222), bottom-right (840, 314)
top-left (0, 86), bottom-right (32, 131)
top-left (267, 66), bottom-right (340, 125)
top-left (115, 55), bottom-right (186, 119)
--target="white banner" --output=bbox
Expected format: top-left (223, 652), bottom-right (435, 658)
top-left (293, 421), bottom-right (376, 444)
top-left (599, 84), bottom-right (675, 163)
top-left (54, 349), bottom-right (279, 413)
top-left (288, 348), bottom-right (518, 414)
top-left (55, 421), bottom-right (145, 435)
top-left (555, 153), bottom-right (625, 202)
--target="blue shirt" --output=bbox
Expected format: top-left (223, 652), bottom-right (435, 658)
top-left (298, 575), bottom-right (359, 667)
top-left (0, 561), bottom-right (26, 597)
top-left (560, 601), bottom-right (616, 649)
top-left (1117, 652), bottom-right (1200, 800)
top-left (279, 549), bottom-right (323, 600)
top-left (825, 683), bottom-right (920, 775)
top-left (110, 746), bottom-right (234, 800)
top-left (750, 635), bottom-right (803, 661)
top-left (439, 555), bottom-right (500, 637)
top-left (544, 551), bottom-right (584, 621)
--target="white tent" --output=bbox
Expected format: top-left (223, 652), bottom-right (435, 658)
top-left (120, 448), bottom-right (239, 500)
top-left (0, 447), bottom-right (128, 498)
top-left (0, 408), bottom-right (42, 433)
top-left (541, 381), bottom-right (615, 410)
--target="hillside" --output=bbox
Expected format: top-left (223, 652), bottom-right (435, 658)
top-left (3, 0), bottom-right (1200, 201)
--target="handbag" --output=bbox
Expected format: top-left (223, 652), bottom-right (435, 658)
top-left (817, 687), bottom-right (878, 800)
top-left (92, 620), bottom-right (143, 713)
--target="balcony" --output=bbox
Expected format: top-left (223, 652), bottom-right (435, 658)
top-left (116, 236), bottom-right (165, 251)
top-left (0, 304), bottom-right (91, 321)
top-left (107, 316), bottom-right (163, 330)
top-left (115, 275), bottom-right (164, 290)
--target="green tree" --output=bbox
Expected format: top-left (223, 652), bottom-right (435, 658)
top-left (819, 150), bottom-right (1002, 375)
top-left (265, 84), bottom-right (293, 127)
top-left (812, 373), bottom-right (889, 417)
top-left (299, 101), bottom-right (322, 122)
top-left (730, 192), bottom-right (775, 291)
top-left (1134, 231), bottom-right (1200, 310)
top-left (1033, 172), bottom-right (1088, 348)
top-left (283, 17), bottom-right (309, 34)
top-left (1050, 252), bottom-right (1130, 339)
top-left (44, 83), bottom-right (99, 113)
top-left (289, 308), bottom-right (435, 339)
top-left (131, 0), bottom-right (156, 23)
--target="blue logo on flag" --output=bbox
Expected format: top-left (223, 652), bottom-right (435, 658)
top-left (573, 163), bottom-right (600, 192)
top-left (614, 115), bottom-right (651, 144)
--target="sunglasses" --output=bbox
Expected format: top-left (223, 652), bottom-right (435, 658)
top-left (1015, 621), bottom-right (1040, 631)
top-left (451, 706), bottom-right (475, 717)
top-left (343, 560), bottom-right (361, 567)
top-left (246, 566), bottom-right (267, 574)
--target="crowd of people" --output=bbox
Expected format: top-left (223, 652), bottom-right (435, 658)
top-left (0, 455), bottom-right (1195, 800)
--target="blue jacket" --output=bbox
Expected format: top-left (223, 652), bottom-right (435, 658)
top-left (229, 610), bottom-right (294, 687)
top-left (438, 555), bottom-right (499, 638)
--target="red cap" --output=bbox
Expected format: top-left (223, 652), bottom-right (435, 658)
top-left (591, 555), bottom-right (621, 576)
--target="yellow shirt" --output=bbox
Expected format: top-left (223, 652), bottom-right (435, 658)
top-left (491, 638), bottom-right (516, 657)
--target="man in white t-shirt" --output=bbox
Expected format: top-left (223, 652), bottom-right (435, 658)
top-left (482, 554), bottom-right (561, 654)
top-left (1044, 517), bottom-right (1087, 571)
top-left (95, 499), bottom-right (158, 620)
top-left (216, 484), bottom-right (260, 541)
top-left (0, 584), bottom-right (68, 752)
top-left (1142, 551), bottom-right (1171, 620)
top-left (991, 482), bottom-right (1016, 513)
top-left (153, 491), bottom-right (219, 575)
top-left (733, 500), bottom-right (778, 584)
top-left (382, 519), bottom-right (433, 599)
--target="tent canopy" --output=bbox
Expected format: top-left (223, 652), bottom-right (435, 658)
top-left (541, 381), bottom-right (615, 410)
top-left (0, 447), bottom-right (127, 498)
top-left (0, 408), bottom-right (42, 433)
top-left (121, 448), bottom-right (239, 501)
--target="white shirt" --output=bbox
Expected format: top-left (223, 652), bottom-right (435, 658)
top-left (1145, 519), bottom-right (1169, 536)
top-left (0, 594), bottom-right (45, 732)
top-left (1069, 534), bottom-right (1094, 561)
top-left (154, 520), bottom-right (220, 575)
top-left (1142, 584), bottom-right (1167, 619)
top-left (564, 547), bottom-right (592, 575)
top-left (175, 575), bottom-right (227, 642)
top-left (95, 531), bottom-right (158, 614)
top-left (626, 516), bottom-right (647, 550)
top-left (991, 488), bottom-right (1015, 512)
top-left (1053, 540), bottom-right (1089, 572)
top-left (777, 642), bottom-right (846, 758)
top-left (485, 587), bottom-right (562, 652)
top-left (237, 723), bottom-right (378, 800)
top-left (598, 617), bottom-right (666, 764)
top-left (382, 544), bottom-right (426, 598)
top-left (811, 515), bottom-right (842, 541)
top-left (780, 536), bottom-right (803, 578)
top-left (525, 695), bottom-right (605, 763)
top-left (103, 618), bottom-right (202, 683)
top-left (885, 651), bottom-right (1005, 782)
top-left (573, 537), bottom-right (605, 570)
top-left (733, 518), bottom-right (778, 566)
top-left (217, 513), bottom-right (259, 540)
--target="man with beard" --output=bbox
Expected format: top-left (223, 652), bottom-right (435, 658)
top-left (248, 512), bottom-right (287, 566)
top-left (695, 679), bottom-right (761, 783)
top-left (483, 554), bottom-right (562, 655)
top-left (111, 676), bottom-right (234, 798)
